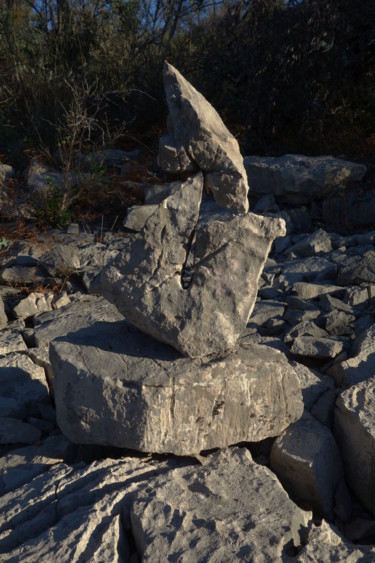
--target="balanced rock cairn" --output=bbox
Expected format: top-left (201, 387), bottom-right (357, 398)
top-left (51, 63), bottom-right (302, 455)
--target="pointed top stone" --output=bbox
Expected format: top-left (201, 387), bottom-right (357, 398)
top-left (158, 62), bottom-right (249, 214)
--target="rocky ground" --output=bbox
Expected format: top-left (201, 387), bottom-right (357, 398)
top-left (1, 63), bottom-right (375, 561)
top-left (1, 193), bottom-right (375, 560)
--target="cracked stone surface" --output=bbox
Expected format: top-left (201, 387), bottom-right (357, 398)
top-left (93, 173), bottom-right (285, 358)
top-left (335, 377), bottom-right (375, 518)
top-left (50, 321), bottom-right (303, 454)
top-left (0, 447), bottom-right (313, 562)
top-left (158, 62), bottom-right (249, 213)
top-left (130, 447), bottom-right (312, 561)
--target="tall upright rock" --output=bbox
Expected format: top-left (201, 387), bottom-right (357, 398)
top-left (94, 173), bottom-right (285, 358)
top-left (158, 62), bottom-right (249, 214)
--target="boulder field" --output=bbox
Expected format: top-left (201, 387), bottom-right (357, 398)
top-left (1, 63), bottom-right (375, 560)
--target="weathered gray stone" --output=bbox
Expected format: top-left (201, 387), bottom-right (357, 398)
top-left (244, 154), bottom-right (366, 204)
top-left (130, 447), bottom-right (312, 562)
top-left (246, 300), bottom-right (285, 329)
top-left (338, 250), bottom-right (375, 285)
top-left (335, 377), bottom-right (375, 517)
top-left (284, 321), bottom-right (328, 344)
top-left (345, 284), bottom-right (375, 306)
top-left (320, 293), bottom-right (354, 314)
top-left (33, 295), bottom-right (124, 347)
top-left (292, 362), bottom-right (334, 411)
top-left (158, 62), bottom-right (249, 213)
top-left (311, 388), bottom-right (340, 429)
top-left (0, 434), bottom-right (73, 496)
top-left (40, 244), bottom-right (81, 277)
top-left (322, 310), bottom-right (355, 337)
top-left (328, 324), bottom-right (375, 387)
top-left (0, 352), bottom-right (50, 419)
top-left (94, 174), bottom-right (285, 358)
top-left (295, 520), bottom-right (375, 562)
top-left (0, 330), bottom-right (27, 354)
top-left (144, 181), bottom-right (181, 204)
top-left (0, 455), bottom-right (178, 561)
top-left (0, 297), bottom-right (7, 329)
top-left (292, 282), bottom-right (343, 300)
top-left (0, 266), bottom-right (46, 287)
top-left (284, 308), bottom-right (320, 327)
top-left (123, 204), bottom-right (158, 231)
top-left (287, 228), bottom-right (333, 257)
top-left (50, 321), bottom-right (303, 454)
top-left (0, 417), bottom-right (41, 445)
top-left (270, 411), bottom-right (343, 518)
top-left (13, 292), bottom-right (53, 319)
top-left (290, 336), bottom-right (345, 360)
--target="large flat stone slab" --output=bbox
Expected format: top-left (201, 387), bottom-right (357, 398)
top-left (93, 174), bottom-right (285, 358)
top-left (158, 62), bottom-right (249, 213)
top-left (50, 322), bottom-right (303, 455)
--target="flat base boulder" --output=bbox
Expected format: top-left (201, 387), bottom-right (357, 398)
top-left (50, 322), bottom-right (303, 455)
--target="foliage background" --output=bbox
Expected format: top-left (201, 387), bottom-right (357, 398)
top-left (0, 0), bottom-right (374, 168)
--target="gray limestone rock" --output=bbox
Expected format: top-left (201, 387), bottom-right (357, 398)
top-left (311, 388), bottom-right (341, 429)
top-left (130, 447), bottom-right (312, 562)
top-left (292, 362), bottom-right (334, 411)
top-left (33, 295), bottom-right (124, 347)
top-left (0, 434), bottom-right (73, 496)
top-left (292, 282), bottom-right (343, 300)
top-left (322, 310), bottom-right (355, 337)
top-left (243, 154), bottom-right (366, 204)
top-left (13, 292), bottom-right (53, 319)
top-left (290, 336), bottom-right (345, 360)
top-left (0, 448), bottom-right (313, 562)
top-left (0, 417), bottom-right (41, 445)
top-left (287, 228), bottom-right (333, 257)
top-left (328, 324), bottom-right (375, 387)
top-left (295, 520), bottom-right (375, 562)
top-left (338, 250), bottom-right (375, 285)
top-left (93, 174), bottom-right (285, 358)
top-left (270, 411), bottom-right (343, 518)
top-left (50, 320), bottom-right (303, 455)
top-left (0, 352), bottom-right (50, 419)
top-left (0, 297), bottom-right (7, 328)
top-left (0, 455), bottom-right (178, 561)
top-left (123, 204), bottom-right (158, 231)
top-left (0, 330), bottom-right (27, 354)
top-left (158, 62), bottom-right (249, 213)
top-left (284, 321), bottom-right (328, 344)
top-left (335, 377), bottom-right (375, 517)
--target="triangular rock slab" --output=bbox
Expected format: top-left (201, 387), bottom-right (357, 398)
top-left (93, 173), bottom-right (285, 358)
top-left (50, 321), bottom-right (303, 455)
top-left (158, 62), bottom-right (249, 213)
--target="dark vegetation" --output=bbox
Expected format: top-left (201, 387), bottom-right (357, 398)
top-left (0, 0), bottom-right (374, 228)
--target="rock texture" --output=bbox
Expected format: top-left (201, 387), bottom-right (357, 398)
top-left (335, 378), bottom-right (375, 518)
top-left (50, 322), bottom-right (303, 454)
top-left (270, 410), bottom-right (343, 518)
top-left (244, 154), bottom-right (366, 204)
top-left (131, 447), bottom-right (312, 562)
top-left (158, 62), bottom-right (249, 213)
top-left (2, 144), bottom-right (375, 558)
top-left (93, 174), bottom-right (285, 358)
